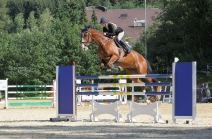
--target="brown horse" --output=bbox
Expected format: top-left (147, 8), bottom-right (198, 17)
top-left (80, 26), bottom-right (159, 99)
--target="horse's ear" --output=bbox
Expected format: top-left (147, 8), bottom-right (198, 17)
top-left (80, 27), bottom-right (83, 31)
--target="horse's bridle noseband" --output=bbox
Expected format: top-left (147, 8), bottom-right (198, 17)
top-left (81, 28), bottom-right (95, 47)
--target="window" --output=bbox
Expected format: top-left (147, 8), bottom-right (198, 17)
top-left (119, 14), bottom-right (128, 18)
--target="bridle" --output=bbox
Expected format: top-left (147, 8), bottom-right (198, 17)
top-left (81, 28), bottom-right (95, 47)
top-left (81, 27), bottom-right (122, 58)
top-left (81, 28), bottom-right (109, 47)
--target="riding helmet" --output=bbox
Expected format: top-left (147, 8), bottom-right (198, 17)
top-left (100, 17), bottom-right (108, 24)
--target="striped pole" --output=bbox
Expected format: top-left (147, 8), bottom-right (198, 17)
top-left (77, 92), bottom-right (170, 96)
top-left (8, 91), bottom-right (54, 94)
top-left (77, 74), bottom-right (172, 79)
top-left (8, 85), bottom-right (53, 88)
top-left (82, 90), bottom-right (120, 92)
top-left (76, 82), bottom-right (171, 87)
top-left (8, 97), bottom-right (53, 100)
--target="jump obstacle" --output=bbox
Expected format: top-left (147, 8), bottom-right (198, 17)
top-left (0, 80), bottom-right (56, 109)
top-left (51, 61), bottom-right (198, 123)
top-left (76, 79), bottom-right (127, 106)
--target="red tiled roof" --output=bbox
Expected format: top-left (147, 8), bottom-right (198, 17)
top-left (86, 8), bottom-right (162, 41)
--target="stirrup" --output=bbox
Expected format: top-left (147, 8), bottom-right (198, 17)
top-left (127, 50), bottom-right (131, 54)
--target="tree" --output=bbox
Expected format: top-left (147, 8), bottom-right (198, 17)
top-left (101, 0), bottom-right (112, 9)
top-left (87, 0), bottom-right (101, 6)
top-left (0, 0), bottom-right (9, 32)
top-left (91, 9), bottom-right (98, 24)
top-left (14, 13), bottom-right (25, 33)
top-left (0, 32), bottom-right (12, 78)
top-left (5, 27), bottom-right (59, 84)
top-left (146, 0), bottom-right (212, 72)
top-left (26, 11), bottom-right (37, 30)
top-left (6, 0), bottom-right (65, 25)
top-left (79, 0), bottom-right (88, 24)
top-left (55, 0), bottom-right (87, 25)
top-left (122, 1), bottom-right (135, 9)
top-left (37, 8), bottom-right (53, 33)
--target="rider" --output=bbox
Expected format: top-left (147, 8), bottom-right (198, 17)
top-left (99, 17), bottom-right (131, 55)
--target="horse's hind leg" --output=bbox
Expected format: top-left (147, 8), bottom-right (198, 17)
top-left (145, 77), bottom-right (161, 102)
top-left (126, 69), bottom-right (146, 91)
top-left (129, 77), bottom-right (144, 102)
top-left (126, 69), bottom-right (145, 102)
top-left (145, 77), bottom-right (155, 91)
top-left (130, 78), bottom-right (147, 91)
top-left (130, 77), bottom-right (157, 103)
top-left (131, 64), bottom-right (159, 103)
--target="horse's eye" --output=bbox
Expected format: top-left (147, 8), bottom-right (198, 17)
top-left (81, 33), bottom-right (85, 37)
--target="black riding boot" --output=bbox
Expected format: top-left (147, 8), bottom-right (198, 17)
top-left (120, 40), bottom-right (131, 55)
top-left (114, 38), bottom-right (122, 48)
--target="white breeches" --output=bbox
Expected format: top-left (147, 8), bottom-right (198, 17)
top-left (117, 31), bottom-right (124, 41)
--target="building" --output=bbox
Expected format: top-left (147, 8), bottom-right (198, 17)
top-left (86, 7), bottom-right (162, 41)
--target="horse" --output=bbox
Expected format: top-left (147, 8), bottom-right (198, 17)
top-left (80, 26), bottom-right (160, 102)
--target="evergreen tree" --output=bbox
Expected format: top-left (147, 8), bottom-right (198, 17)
top-left (79, 0), bottom-right (88, 24)
top-left (101, 0), bottom-right (112, 9)
top-left (87, 0), bottom-right (101, 6)
top-left (14, 13), bottom-right (25, 33)
top-left (38, 8), bottom-right (53, 33)
top-left (0, 32), bottom-right (12, 78)
top-left (26, 11), bottom-right (37, 30)
top-left (91, 9), bottom-right (98, 24)
top-left (55, 0), bottom-right (87, 25)
top-left (122, 1), bottom-right (135, 9)
top-left (0, 0), bottom-right (9, 32)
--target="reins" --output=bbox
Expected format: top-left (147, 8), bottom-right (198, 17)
top-left (86, 29), bottom-right (110, 47)
top-left (82, 28), bottom-right (123, 59)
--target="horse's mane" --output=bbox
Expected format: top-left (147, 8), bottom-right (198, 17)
top-left (84, 25), bottom-right (109, 40)
top-left (85, 25), bottom-right (102, 34)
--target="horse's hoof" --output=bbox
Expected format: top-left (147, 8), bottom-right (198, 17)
top-left (106, 69), bottom-right (112, 72)
top-left (100, 67), bottom-right (107, 71)
top-left (146, 100), bottom-right (151, 105)
top-left (149, 96), bottom-right (157, 102)
top-left (118, 66), bottom-right (124, 71)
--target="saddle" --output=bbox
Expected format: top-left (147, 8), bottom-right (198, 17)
top-left (114, 38), bottom-right (132, 56)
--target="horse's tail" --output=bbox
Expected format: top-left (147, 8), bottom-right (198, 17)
top-left (146, 58), bottom-right (161, 101)
top-left (145, 58), bottom-right (158, 82)
top-left (146, 59), bottom-right (152, 74)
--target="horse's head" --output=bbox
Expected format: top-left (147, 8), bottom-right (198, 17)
top-left (80, 26), bottom-right (93, 51)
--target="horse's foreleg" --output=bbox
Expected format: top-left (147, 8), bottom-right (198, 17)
top-left (107, 55), bottom-right (119, 69)
top-left (130, 78), bottom-right (147, 103)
